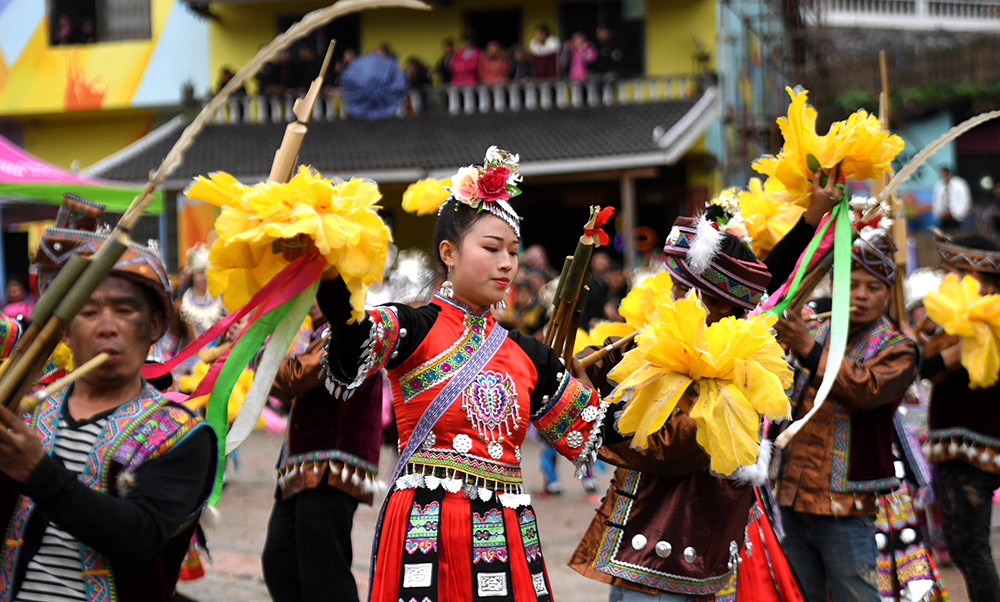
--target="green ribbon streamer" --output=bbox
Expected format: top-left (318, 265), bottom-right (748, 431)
top-left (206, 297), bottom-right (295, 505)
top-left (225, 280), bottom-right (319, 455)
top-left (810, 198), bottom-right (853, 414)
top-left (766, 203), bottom-right (839, 319)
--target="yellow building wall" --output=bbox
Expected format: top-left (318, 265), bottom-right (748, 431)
top-left (21, 112), bottom-right (155, 170)
top-left (646, 0), bottom-right (716, 75)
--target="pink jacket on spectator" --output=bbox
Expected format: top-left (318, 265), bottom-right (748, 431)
top-left (564, 42), bottom-right (596, 81)
top-left (450, 47), bottom-right (480, 85)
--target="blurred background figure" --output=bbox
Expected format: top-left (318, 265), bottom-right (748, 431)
top-left (933, 166), bottom-right (971, 231)
top-left (478, 40), bottom-right (510, 85)
top-left (530, 25), bottom-right (559, 79)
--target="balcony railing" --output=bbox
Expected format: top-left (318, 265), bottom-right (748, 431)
top-left (208, 75), bottom-right (701, 125)
top-left (807, 0), bottom-right (1000, 30)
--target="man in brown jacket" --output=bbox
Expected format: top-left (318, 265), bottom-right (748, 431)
top-left (772, 232), bottom-right (918, 602)
top-left (570, 212), bottom-right (773, 601)
top-left (261, 299), bottom-right (384, 602)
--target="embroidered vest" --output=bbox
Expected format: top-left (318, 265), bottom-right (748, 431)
top-left (1, 384), bottom-right (211, 602)
top-left (793, 315), bottom-right (911, 493)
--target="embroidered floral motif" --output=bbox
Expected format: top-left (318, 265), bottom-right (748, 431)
top-left (519, 509), bottom-right (542, 562)
top-left (473, 509), bottom-right (509, 564)
top-left (401, 312), bottom-right (486, 401)
top-left (404, 501), bottom-right (441, 555)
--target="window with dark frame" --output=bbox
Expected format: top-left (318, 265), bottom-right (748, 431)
top-left (47, 0), bottom-right (151, 46)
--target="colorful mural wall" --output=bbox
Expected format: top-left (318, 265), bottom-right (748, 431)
top-left (0, 0), bottom-right (210, 116)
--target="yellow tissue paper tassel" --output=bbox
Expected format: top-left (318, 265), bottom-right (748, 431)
top-left (924, 274), bottom-right (1000, 388)
top-left (608, 292), bottom-right (792, 476)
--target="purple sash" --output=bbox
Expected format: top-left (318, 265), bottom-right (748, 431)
top-left (367, 322), bottom-right (508, 599)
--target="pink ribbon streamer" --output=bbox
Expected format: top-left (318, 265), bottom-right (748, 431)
top-left (142, 253), bottom-right (325, 379)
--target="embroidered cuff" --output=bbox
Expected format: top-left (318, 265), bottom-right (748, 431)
top-left (531, 373), bottom-right (607, 471)
top-left (324, 306), bottom-right (400, 398)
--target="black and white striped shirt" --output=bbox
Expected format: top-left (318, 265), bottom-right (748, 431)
top-left (15, 415), bottom-right (108, 602)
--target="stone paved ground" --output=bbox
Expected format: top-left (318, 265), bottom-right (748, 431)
top-left (177, 431), bottom-right (994, 601)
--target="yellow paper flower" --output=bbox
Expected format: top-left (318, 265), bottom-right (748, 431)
top-left (402, 177), bottom-right (452, 215)
top-left (618, 270), bottom-right (675, 330)
top-left (923, 274), bottom-right (1000, 388)
top-left (752, 87), bottom-right (904, 202)
top-left (737, 177), bottom-right (807, 257)
top-left (186, 167), bottom-right (391, 322)
top-left (608, 293), bottom-right (793, 476)
top-left (572, 321), bottom-right (638, 356)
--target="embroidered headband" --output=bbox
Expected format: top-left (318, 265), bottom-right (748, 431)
top-left (36, 193), bottom-right (173, 322)
top-left (443, 146), bottom-right (522, 238)
top-left (663, 215), bottom-right (771, 310)
top-left (933, 228), bottom-right (1000, 274)
top-left (851, 230), bottom-right (897, 287)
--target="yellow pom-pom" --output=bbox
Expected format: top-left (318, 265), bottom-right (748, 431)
top-left (752, 87), bottom-right (904, 203)
top-left (402, 178), bottom-right (452, 216)
top-left (924, 274), bottom-right (1000, 388)
top-left (186, 166), bottom-right (392, 323)
top-left (609, 296), bottom-right (792, 476)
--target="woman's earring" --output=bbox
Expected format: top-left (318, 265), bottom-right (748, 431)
top-left (441, 278), bottom-right (454, 299)
top-left (494, 289), bottom-right (509, 310)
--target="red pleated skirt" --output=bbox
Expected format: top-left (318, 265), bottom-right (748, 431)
top-left (370, 487), bottom-right (554, 602)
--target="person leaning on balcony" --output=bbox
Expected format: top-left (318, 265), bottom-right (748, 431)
top-left (919, 232), bottom-right (1000, 602)
top-left (529, 24), bottom-right (559, 79)
top-left (478, 41), bottom-right (510, 85)
top-left (449, 35), bottom-right (480, 86)
top-left (771, 232), bottom-right (918, 602)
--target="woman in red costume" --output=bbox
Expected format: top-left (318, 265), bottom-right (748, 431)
top-left (318, 147), bottom-right (608, 602)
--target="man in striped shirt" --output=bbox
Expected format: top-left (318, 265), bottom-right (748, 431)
top-left (0, 197), bottom-right (216, 602)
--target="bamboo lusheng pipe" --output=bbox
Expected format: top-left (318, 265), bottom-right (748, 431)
top-left (579, 330), bottom-right (639, 369)
top-left (1, 318), bottom-right (66, 411)
top-left (0, 255), bottom-right (90, 387)
top-left (269, 40), bottom-right (337, 183)
top-left (543, 256), bottom-right (573, 348)
top-left (561, 286), bottom-right (587, 366)
top-left (0, 0), bottom-right (429, 412)
top-left (17, 353), bottom-right (110, 415)
top-left (804, 307), bottom-right (858, 323)
top-left (546, 208), bottom-right (606, 355)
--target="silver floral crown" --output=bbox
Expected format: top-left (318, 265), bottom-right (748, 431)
top-left (442, 146), bottom-right (523, 237)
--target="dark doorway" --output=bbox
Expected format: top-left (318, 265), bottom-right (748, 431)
top-left (3, 230), bottom-right (29, 293)
top-left (558, 0), bottom-right (644, 76)
top-left (277, 13), bottom-right (361, 64)
top-left (465, 9), bottom-right (522, 49)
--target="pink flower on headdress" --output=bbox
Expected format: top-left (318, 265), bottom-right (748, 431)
top-left (451, 166), bottom-right (480, 203)
top-left (477, 165), bottom-right (511, 202)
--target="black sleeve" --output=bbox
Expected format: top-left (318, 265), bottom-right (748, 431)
top-left (919, 353), bottom-right (947, 379)
top-left (764, 216), bottom-right (817, 294)
top-left (507, 330), bottom-right (565, 415)
top-left (20, 426), bottom-right (215, 563)
top-left (317, 278), bottom-right (439, 383)
top-left (802, 342), bottom-right (824, 373)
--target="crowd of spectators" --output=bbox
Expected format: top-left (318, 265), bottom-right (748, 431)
top-left (245, 22), bottom-right (625, 100)
top-left (420, 23), bottom-right (625, 90)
